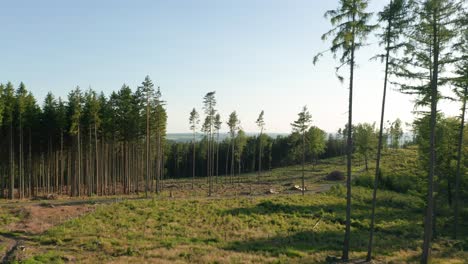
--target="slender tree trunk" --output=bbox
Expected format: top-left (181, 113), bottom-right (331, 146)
top-left (225, 141), bottom-right (230, 182)
top-left (367, 16), bottom-right (392, 260)
top-left (216, 132), bottom-right (219, 184)
top-left (231, 138), bottom-right (235, 184)
top-left (9, 121), bottom-right (14, 199)
top-left (342, 11), bottom-right (355, 260)
top-left (207, 133), bottom-right (212, 196)
top-left (301, 132), bottom-right (305, 196)
top-left (145, 93), bottom-right (150, 197)
top-left (94, 123), bottom-right (99, 196)
top-left (78, 127), bottom-right (82, 197)
top-left (19, 114), bottom-right (23, 199)
top-left (258, 131), bottom-right (262, 183)
top-left (421, 15), bottom-right (439, 264)
top-left (88, 127), bottom-right (92, 196)
top-left (454, 85), bottom-right (467, 239)
top-left (156, 134), bottom-right (162, 194)
top-left (192, 132), bottom-right (196, 189)
top-left (29, 128), bottom-right (32, 197)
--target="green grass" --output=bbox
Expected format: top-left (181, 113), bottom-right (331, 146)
top-left (7, 148), bottom-right (468, 263)
top-left (16, 185), bottom-right (466, 263)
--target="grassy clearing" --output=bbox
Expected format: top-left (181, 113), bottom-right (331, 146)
top-left (14, 185), bottom-right (467, 263)
top-left (4, 148), bottom-right (468, 263)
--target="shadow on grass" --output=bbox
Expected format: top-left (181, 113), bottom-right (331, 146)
top-left (224, 228), bottom-right (422, 262)
top-left (223, 199), bottom-right (418, 219)
top-left (222, 199), bottom-right (423, 260)
top-left (224, 230), bottom-right (344, 257)
top-left (0, 230), bottom-right (37, 245)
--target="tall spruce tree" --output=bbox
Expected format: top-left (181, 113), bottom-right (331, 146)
top-left (367, 1), bottom-right (412, 248)
top-left (227, 111), bottom-right (239, 183)
top-left (256, 110), bottom-right (265, 182)
top-left (4, 82), bottom-right (16, 199)
top-left (291, 106), bottom-right (312, 196)
top-left (68, 87), bottom-right (83, 197)
top-left (202, 92), bottom-right (216, 196)
top-left (453, 26), bottom-right (468, 239)
top-left (314, 0), bottom-right (376, 259)
top-left (395, 0), bottom-right (463, 262)
top-left (189, 108), bottom-right (200, 189)
top-left (138, 76), bottom-right (155, 197)
top-left (214, 113), bottom-right (222, 183)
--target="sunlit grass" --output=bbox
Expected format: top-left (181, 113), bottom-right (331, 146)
top-left (17, 185), bottom-right (465, 263)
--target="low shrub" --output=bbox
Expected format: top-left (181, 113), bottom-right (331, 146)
top-left (326, 171), bottom-right (345, 181)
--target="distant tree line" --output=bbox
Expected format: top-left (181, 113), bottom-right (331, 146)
top-left (166, 107), bottom-right (406, 183)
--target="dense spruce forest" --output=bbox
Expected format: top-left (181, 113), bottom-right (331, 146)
top-left (0, 77), bottom-right (168, 199)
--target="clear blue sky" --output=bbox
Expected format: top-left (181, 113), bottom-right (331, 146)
top-left (0, 0), bottom-right (458, 133)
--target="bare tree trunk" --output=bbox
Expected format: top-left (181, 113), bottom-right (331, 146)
top-left (454, 85), bottom-right (467, 239)
top-left (258, 131), bottom-right (262, 183)
top-left (367, 16), bottom-right (392, 260)
top-left (145, 94), bottom-right (150, 198)
top-left (9, 121), bottom-right (14, 199)
top-left (78, 127), bottom-right (82, 197)
top-left (216, 132), bottom-right (220, 184)
top-left (29, 128), bottom-right (32, 197)
top-left (192, 133), bottom-right (196, 189)
top-left (301, 132), bottom-right (305, 196)
top-left (94, 123), bottom-right (99, 196)
top-left (19, 114), bottom-right (24, 199)
top-left (421, 16), bottom-right (439, 264)
top-left (342, 13), bottom-right (355, 260)
top-left (231, 138), bottom-right (235, 184)
top-left (225, 141), bottom-right (230, 183)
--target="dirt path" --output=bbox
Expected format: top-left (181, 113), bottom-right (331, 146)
top-left (0, 201), bottom-right (103, 263)
top-left (0, 234), bottom-right (17, 264)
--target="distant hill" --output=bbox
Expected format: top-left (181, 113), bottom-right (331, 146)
top-left (166, 132), bottom-right (288, 142)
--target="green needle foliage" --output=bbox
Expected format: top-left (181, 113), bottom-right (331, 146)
top-left (189, 108), bottom-right (200, 189)
top-left (314, 0), bottom-right (376, 260)
top-left (291, 106), bottom-right (312, 196)
top-left (393, 0), bottom-right (464, 262)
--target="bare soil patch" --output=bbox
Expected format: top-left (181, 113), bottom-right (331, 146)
top-left (0, 202), bottom-right (95, 263)
top-left (6, 203), bottom-right (94, 234)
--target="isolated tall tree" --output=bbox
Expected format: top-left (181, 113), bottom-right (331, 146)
top-left (202, 92), bottom-right (216, 196)
top-left (396, 0), bottom-right (463, 262)
top-left (256, 110), bottom-right (266, 181)
top-left (291, 106), bottom-right (312, 196)
top-left (235, 129), bottom-right (247, 179)
top-left (368, 0), bottom-right (414, 249)
top-left (314, 0), bottom-right (376, 259)
top-left (189, 108), bottom-right (200, 189)
top-left (214, 113), bottom-right (222, 182)
top-left (227, 111), bottom-right (239, 182)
